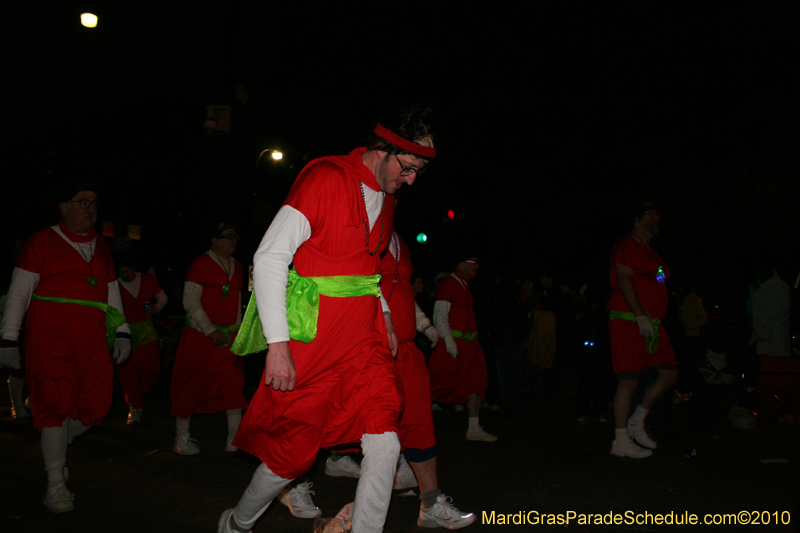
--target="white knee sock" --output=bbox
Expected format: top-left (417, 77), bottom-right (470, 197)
top-left (468, 417), bottom-right (481, 432)
top-left (67, 418), bottom-right (90, 443)
top-left (226, 409), bottom-right (242, 440)
top-left (41, 423), bottom-right (69, 487)
top-left (353, 432), bottom-right (400, 533)
top-left (232, 462), bottom-right (293, 530)
top-left (176, 416), bottom-right (190, 438)
top-left (628, 405), bottom-right (649, 426)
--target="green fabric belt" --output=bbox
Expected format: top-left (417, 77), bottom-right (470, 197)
top-left (31, 294), bottom-right (126, 349)
top-left (451, 329), bottom-right (478, 342)
top-left (183, 315), bottom-right (240, 350)
top-left (231, 268), bottom-right (382, 356)
top-left (129, 319), bottom-right (159, 351)
top-left (609, 310), bottom-right (660, 354)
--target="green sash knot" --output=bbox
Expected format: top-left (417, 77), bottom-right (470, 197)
top-left (231, 268), bottom-right (382, 356)
top-left (31, 294), bottom-right (126, 349)
top-left (129, 319), bottom-right (159, 351)
top-left (451, 329), bottom-right (478, 342)
top-left (609, 310), bottom-right (660, 354)
top-left (184, 315), bottom-right (240, 347)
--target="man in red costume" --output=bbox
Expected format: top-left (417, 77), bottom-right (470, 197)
top-left (115, 257), bottom-right (168, 424)
top-left (381, 230), bottom-right (475, 529)
top-left (428, 253), bottom-right (498, 442)
top-left (0, 184), bottom-right (131, 513)
top-left (218, 107), bottom-right (435, 533)
top-left (171, 223), bottom-right (246, 455)
top-left (607, 203), bottom-right (679, 458)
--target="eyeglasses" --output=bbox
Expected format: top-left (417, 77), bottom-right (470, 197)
top-left (68, 199), bottom-right (99, 209)
top-left (466, 260), bottom-right (478, 264)
top-left (394, 154), bottom-right (426, 177)
top-left (216, 234), bottom-right (241, 241)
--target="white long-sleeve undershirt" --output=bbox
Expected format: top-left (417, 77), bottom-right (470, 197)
top-left (184, 251), bottom-right (242, 336)
top-left (254, 183), bottom-right (389, 344)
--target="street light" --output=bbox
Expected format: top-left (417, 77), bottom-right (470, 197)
top-left (257, 149), bottom-right (283, 164)
top-left (81, 13), bottom-right (98, 28)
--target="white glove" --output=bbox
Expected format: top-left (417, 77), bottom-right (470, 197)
top-left (113, 338), bottom-right (132, 364)
top-left (635, 316), bottom-right (654, 338)
top-left (424, 325), bottom-right (440, 348)
top-left (0, 347), bottom-right (21, 369)
top-left (445, 336), bottom-right (458, 358)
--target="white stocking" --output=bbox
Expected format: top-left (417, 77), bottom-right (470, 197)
top-left (353, 432), bottom-right (400, 533)
top-left (232, 462), bottom-right (293, 530)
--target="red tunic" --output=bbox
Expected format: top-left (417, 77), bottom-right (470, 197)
top-left (17, 227), bottom-right (116, 430)
top-left (428, 275), bottom-right (488, 403)
top-left (234, 148), bottom-right (401, 479)
top-left (116, 272), bottom-right (162, 408)
top-left (171, 254), bottom-right (247, 417)
top-left (381, 234), bottom-right (435, 450)
top-left (607, 235), bottom-right (676, 375)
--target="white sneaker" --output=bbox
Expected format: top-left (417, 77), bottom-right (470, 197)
top-left (610, 437), bottom-right (653, 458)
top-left (173, 434), bottom-right (200, 455)
top-left (454, 404), bottom-right (465, 412)
top-left (324, 455), bottom-right (361, 478)
top-left (44, 483), bottom-right (75, 513)
top-left (418, 493), bottom-right (475, 529)
top-left (432, 402), bottom-right (443, 411)
top-left (393, 454), bottom-right (418, 490)
top-left (218, 508), bottom-right (251, 533)
top-left (279, 481), bottom-right (322, 519)
top-left (127, 408), bottom-right (142, 425)
top-left (466, 426), bottom-right (498, 442)
top-left (225, 435), bottom-right (238, 452)
top-left (628, 423), bottom-right (657, 449)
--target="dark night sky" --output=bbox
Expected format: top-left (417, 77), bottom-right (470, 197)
top-left (5, 3), bottom-right (800, 318)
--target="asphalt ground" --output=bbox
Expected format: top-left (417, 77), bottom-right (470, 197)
top-left (1, 361), bottom-right (798, 533)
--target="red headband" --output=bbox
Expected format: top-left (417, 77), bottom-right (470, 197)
top-left (374, 123), bottom-right (436, 159)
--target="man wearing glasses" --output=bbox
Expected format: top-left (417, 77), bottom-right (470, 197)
top-left (171, 223), bottom-right (247, 456)
top-left (428, 253), bottom-right (498, 442)
top-left (217, 107), bottom-right (435, 533)
top-left (0, 184), bottom-right (131, 513)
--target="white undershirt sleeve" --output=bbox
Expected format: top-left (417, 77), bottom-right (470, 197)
top-left (433, 300), bottom-right (453, 341)
top-left (415, 301), bottom-right (432, 332)
top-left (184, 281), bottom-right (217, 336)
top-left (0, 268), bottom-right (39, 341)
top-left (153, 290), bottom-right (168, 312)
top-left (107, 280), bottom-right (131, 335)
top-left (254, 205), bottom-right (312, 343)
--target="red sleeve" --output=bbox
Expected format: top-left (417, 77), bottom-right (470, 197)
top-left (435, 277), bottom-right (459, 304)
top-left (185, 255), bottom-right (209, 285)
top-left (140, 272), bottom-right (164, 300)
top-left (15, 230), bottom-right (49, 273)
top-left (611, 236), bottom-right (637, 269)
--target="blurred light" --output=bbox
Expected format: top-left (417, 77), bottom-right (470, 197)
top-left (447, 209), bottom-right (455, 220)
top-left (416, 233), bottom-right (428, 243)
top-left (81, 13), bottom-right (98, 28)
top-left (271, 151), bottom-right (283, 160)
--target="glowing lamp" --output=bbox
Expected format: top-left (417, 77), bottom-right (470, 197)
top-left (416, 233), bottom-right (428, 243)
top-left (271, 151), bottom-right (283, 160)
top-left (81, 13), bottom-right (98, 28)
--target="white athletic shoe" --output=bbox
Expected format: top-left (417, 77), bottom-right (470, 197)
top-left (324, 455), bottom-right (361, 478)
top-left (44, 483), bottom-right (75, 513)
top-left (628, 423), bottom-right (657, 449)
top-left (432, 402), bottom-right (444, 411)
top-left (173, 434), bottom-right (200, 455)
top-left (127, 408), bottom-right (142, 425)
top-left (454, 404), bottom-right (465, 412)
top-left (418, 493), bottom-right (475, 529)
top-left (466, 426), bottom-right (498, 442)
top-left (225, 435), bottom-right (238, 452)
top-left (218, 508), bottom-right (251, 533)
top-left (279, 481), bottom-right (322, 519)
top-left (610, 437), bottom-right (653, 458)
top-left (393, 454), bottom-right (418, 490)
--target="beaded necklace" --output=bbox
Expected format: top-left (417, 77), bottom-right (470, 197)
top-left (76, 240), bottom-right (99, 286)
top-left (632, 234), bottom-right (666, 284)
top-left (360, 182), bottom-right (386, 255)
top-left (384, 230), bottom-right (400, 302)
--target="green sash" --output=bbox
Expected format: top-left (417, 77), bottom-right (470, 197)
top-left (609, 310), bottom-right (660, 354)
top-left (31, 294), bottom-right (126, 349)
top-left (184, 316), bottom-right (240, 347)
top-left (451, 329), bottom-right (478, 342)
top-left (129, 319), bottom-right (159, 351)
top-left (231, 268), bottom-right (382, 356)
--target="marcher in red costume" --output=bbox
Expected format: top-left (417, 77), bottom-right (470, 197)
top-left (428, 253), bottom-right (498, 442)
top-left (217, 107), bottom-right (435, 533)
top-left (116, 258), bottom-right (167, 425)
top-left (381, 230), bottom-right (475, 529)
top-left (607, 203), bottom-right (678, 459)
top-left (171, 223), bottom-right (246, 455)
top-left (0, 185), bottom-right (131, 513)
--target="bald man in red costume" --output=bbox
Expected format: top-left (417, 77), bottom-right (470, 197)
top-left (381, 230), bottom-right (475, 529)
top-left (0, 184), bottom-right (131, 513)
top-left (217, 107), bottom-right (435, 533)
